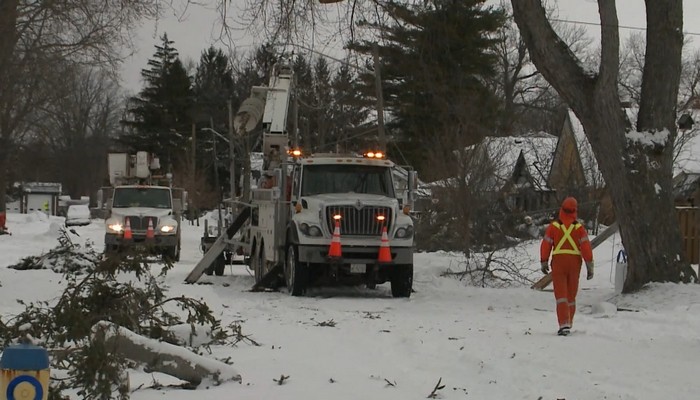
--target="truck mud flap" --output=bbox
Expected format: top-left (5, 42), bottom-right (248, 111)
top-left (251, 264), bottom-right (284, 292)
top-left (184, 206), bottom-right (251, 284)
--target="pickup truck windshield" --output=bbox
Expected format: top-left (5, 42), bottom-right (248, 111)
top-left (302, 165), bottom-right (394, 197)
top-left (113, 187), bottom-right (172, 209)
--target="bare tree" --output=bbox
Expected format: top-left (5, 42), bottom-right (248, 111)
top-left (29, 64), bottom-right (122, 199)
top-left (0, 0), bottom-right (158, 211)
top-left (511, 0), bottom-right (697, 292)
top-left (491, 1), bottom-right (593, 136)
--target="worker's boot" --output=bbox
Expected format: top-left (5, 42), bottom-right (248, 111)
top-left (557, 327), bottom-right (571, 336)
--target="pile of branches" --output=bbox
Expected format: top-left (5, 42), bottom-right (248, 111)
top-left (441, 246), bottom-right (538, 288)
top-left (8, 228), bottom-right (99, 274)
top-left (0, 238), bottom-right (255, 400)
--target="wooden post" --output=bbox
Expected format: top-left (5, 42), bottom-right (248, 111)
top-left (372, 43), bottom-right (386, 152)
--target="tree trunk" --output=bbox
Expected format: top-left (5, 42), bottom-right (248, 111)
top-left (511, 0), bottom-right (695, 293)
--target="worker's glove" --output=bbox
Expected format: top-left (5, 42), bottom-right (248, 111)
top-left (586, 261), bottom-right (594, 280)
top-left (540, 261), bottom-right (550, 275)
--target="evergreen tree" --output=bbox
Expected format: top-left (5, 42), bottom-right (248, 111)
top-left (121, 34), bottom-right (193, 170)
top-left (192, 47), bottom-right (235, 193)
top-left (348, 0), bottom-right (505, 171)
top-left (328, 62), bottom-right (372, 153)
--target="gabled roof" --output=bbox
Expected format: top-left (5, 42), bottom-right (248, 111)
top-left (430, 132), bottom-right (557, 192)
top-left (674, 108), bottom-right (700, 175)
top-left (565, 110), bottom-right (604, 187)
top-left (673, 171), bottom-right (700, 199)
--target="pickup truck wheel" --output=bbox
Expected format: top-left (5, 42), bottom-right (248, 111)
top-left (284, 243), bottom-right (307, 296)
top-left (390, 264), bottom-right (413, 298)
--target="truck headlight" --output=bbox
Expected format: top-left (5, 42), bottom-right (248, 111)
top-left (395, 226), bottom-right (414, 239)
top-left (160, 225), bottom-right (176, 233)
top-left (107, 223), bottom-right (123, 233)
top-left (299, 223), bottom-right (322, 237)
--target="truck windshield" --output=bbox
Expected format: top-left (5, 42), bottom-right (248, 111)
top-left (302, 165), bottom-right (394, 197)
top-left (112, 188), bottom-right (171, 209)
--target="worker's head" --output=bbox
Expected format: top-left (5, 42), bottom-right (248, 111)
top-left (524, 216), bottom-right (533, 225)
top-left (561, 197), bottom-right (577, 215)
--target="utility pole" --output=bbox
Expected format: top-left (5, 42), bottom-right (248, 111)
top-left (191, 122), bottom-right (196, 177)
top-left (372, 43), bottom-right (387, 152)
top-left (227, 100), bottom-right (236, 202)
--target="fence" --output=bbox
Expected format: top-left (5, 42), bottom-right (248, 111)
top-left (677, 207), bottom-right (700, 264)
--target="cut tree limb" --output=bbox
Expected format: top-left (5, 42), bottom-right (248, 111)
top-left (531, 222), bottom-right (619, 290)
top-left (93, 321), bottom-right (242, 386)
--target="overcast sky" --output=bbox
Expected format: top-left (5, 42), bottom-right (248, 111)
top-left (119, 0), bottom-right (700, 94)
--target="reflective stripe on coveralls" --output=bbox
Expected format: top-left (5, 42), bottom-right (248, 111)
top-left (551, 221), bottom-right (582, 256)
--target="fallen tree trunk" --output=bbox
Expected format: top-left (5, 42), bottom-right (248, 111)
top-left (531, 222), bottom-right (619, 290)
top-left (93, 321), bottom-right (242, 386)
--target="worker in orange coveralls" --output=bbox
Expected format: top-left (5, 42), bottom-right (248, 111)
top-left (540, 197), bottom-right (594, 336)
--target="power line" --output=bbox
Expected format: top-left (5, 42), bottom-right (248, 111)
top-left (550, 18), bottom-right (700, 37)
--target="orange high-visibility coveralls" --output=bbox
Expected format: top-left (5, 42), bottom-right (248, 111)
top-left (540, 197), bottom-right (593, 330)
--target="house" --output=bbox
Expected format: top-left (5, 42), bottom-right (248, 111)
top-left (14, 182), bottom-right (62, 215)
top-left (548, 109), bottom-right (607, 223)
top-left (427, 132), bottom-right (558, 214)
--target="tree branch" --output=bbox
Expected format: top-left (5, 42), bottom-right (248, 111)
top-left (510, 0), bottom-right (594, 112)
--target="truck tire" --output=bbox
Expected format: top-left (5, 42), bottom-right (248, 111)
top-left (284, 243), bottom-right (307, 296)
top-left (214, 254), bottom-right (226, 276)
top-left (163, 239), bottom-right (180, 263)
top-left (390, 264), bottom-right (413, 298)
top-left (252, 242), bottom-right (265, 284)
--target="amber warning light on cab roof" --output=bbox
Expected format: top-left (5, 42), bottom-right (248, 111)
top-left (363, 151), bottom-right (385, 159)
top-left (288, 148), bottom-right (303, 157)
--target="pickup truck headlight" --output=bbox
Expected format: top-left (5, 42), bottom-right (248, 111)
top-left (395, 226), bottom-right (414, 239)
top-left (299, 222), bottom-right (323, 237)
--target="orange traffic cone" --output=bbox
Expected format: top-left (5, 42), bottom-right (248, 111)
top-left (328, 219), bottom-right (342, 258)
top-left (146, 218), bottom-right (155, 240)
top-left (123, 218), bottom-right (132, 241)
top-left (377, 226), bottom-right (392, 263)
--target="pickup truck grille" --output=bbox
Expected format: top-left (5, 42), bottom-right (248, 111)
top-left (124, 216), bottom-right (158, 231)
top-left (325, 205), bottom-right (392, 237)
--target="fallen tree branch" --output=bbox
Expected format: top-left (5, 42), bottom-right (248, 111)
top-left (93, 321), bottom-right (242, 386)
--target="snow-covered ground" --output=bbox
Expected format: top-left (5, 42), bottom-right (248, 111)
top-left (1, 212), bottom-right (700, 400)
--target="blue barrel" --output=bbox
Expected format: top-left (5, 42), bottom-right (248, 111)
top-left (0, 344), bottom-right (50, 400)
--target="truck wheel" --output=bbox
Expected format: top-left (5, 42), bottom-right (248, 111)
top-left (252, 243), bottom-right (265, 284)
top-left (214, 254), bottom-right (226, 276)
top-left (284, 243), bottom-right (307, 296)
top-left (163, 241), bottom-right (180, 263)
top-left (390, 264), bottom-right (413, 298)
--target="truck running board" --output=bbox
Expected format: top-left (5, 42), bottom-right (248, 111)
top-left (184, 207), bottom-right (251, 284)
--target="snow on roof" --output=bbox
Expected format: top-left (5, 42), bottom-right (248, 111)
top-left (428, 132), bottom-right (557, 191)
top-left (478, 132), bottom-right (557, 190)
top-left (674, 109), bottom-right (700, 175)
top-left (567, 110), bottom-right (604, 187)
top-left (22, 182), bottom-right (62, 194)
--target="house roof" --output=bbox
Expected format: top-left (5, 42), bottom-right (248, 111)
top-left (672, 171), bottom-right (700, 199)
top-left (674, 108), bottom-right (700, 175)
top-left (566, 110), bottom-right (605, 187)
top-left (22, 182), bottom-right (62, 194)
top-left (428, 132), bottom-right (557, 191)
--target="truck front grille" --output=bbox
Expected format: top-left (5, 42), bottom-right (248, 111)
top-left (325, 205), bottom-right (392, 237)
top-left (124, 216), bottom-right (158, 231)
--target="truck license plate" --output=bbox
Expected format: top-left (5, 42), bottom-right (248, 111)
top-left (350, 264), bottom-right (366, 273)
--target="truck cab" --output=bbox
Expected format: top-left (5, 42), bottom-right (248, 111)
top-left (250, 152), bottom-right (416, 297)
top-left (101, 151), bottom-right (185, 261)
